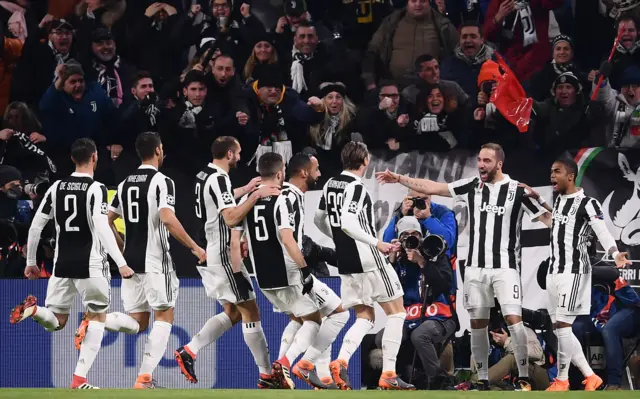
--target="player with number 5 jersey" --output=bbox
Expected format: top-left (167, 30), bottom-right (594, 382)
top-left (106, 132), bottom-right (206, 389)
top-left (10, 138), bottom-right (130, 389)
top-left (376, 143), bottom-right (550, 391)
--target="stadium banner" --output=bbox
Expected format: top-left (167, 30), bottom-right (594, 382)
top-left (0, 278), bottom-right (358, 389)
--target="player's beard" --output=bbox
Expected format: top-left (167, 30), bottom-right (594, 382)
top-left (158, 153), bottom-right (164, 168)
top-left (229, 156), bottom-right (238, 169)
top-left (305, 175), bottom-right (317, 190)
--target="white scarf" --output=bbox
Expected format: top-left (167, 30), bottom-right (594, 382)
top-left (319, 115), bottom-right (340, 150)
top-left (511, 1), bottom-right (538, 47)
top-left (291, 48), bottom-right (313, 93)
top-left (49, 41), bottom-right (69, 81)
top-left (179, 101), bottom-right (203, 129)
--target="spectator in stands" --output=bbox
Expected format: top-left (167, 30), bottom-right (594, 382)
top-left (161, 70), bottom-right (222, 176)
top-left (527, 35), bottom-right (589, 101)
top-left (0, 9), bottom-right (25, 114)
top-left (11, 18), bottom-right (75, 111)
top-left (39, 60), bottom-right (120, 178)
top-left (129, 2), bottom-right (182, 90)
top-left (383, 190), bottom-right (456, 256)
top-left (354, 81), bottom-right (410, 152)
top-left (235, 64), bottom-right (325, 169)
top-left (532, 72), bottom-right (604, 155)
top-left (402, 54), bottom-right (469, 112)
top-left (120, 71), bottom-right (161, 156)
top-left (308, 82), bottom-right (357, 179)
top-left (608, 16), bottom-right (640, 91)
top-left (483, 0), bottom-right (564, 82)
top-left (194, 54), bottom-right (242, 132)
top-left (362, 0), bottom-right (458, 91)
top-left (338, 0), bottom-right (393, 51)
top-left (381, 216), bottom-right (457, 389)
top-left (72, 0), bottom-right (127, 60)
top-left (471, 63), bottom-right (524, 149)
top-left (242, 33), bottom-right (280, 84)
top-left (0, 101), bottom-right (53, 182)
top-left (273, 0), bottom-right (332, 57)
top-left (441, 22), bottom-right (495, 98)
top-left (284, 21), bottom-right (353, 100)
top-left (173, 0), bottom-right (265, 68)
top-left (81, 27), bottom-right (134, 108)
top-left (592, 65), bottom-right (640, 148)
top-left (572, 266), bottom-right (640, 390)
top-left (406, 83), bottom-right (467, 151)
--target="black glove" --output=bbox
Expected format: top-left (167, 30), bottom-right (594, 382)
top-left (233, 271), bottom-right (253, 301)
top-left (301, 267), bottom-right (313, 295)
top-left (140, 92), bottom-right (157, 107)
top-left (599, 60), bottom-right (612, 80)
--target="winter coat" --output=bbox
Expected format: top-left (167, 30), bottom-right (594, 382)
top-left (593, 80), bottom-right (640, 148)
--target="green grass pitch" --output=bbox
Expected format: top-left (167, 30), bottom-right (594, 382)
top-left (0, 390), bottom-right (637, 398)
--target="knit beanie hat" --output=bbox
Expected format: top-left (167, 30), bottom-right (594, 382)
top-left (61, 59), bottom-right (84, 85)
top-left (551, 72), bottom-right (582, 94)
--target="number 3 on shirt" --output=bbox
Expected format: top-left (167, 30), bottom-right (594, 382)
top-left (327, 191), bottom-right (343, 227)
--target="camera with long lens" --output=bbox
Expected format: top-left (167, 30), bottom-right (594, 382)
top-left (24, 174), bottom-right (50, 198)
top-left (400, 234), bottom-right (420, 250)
top-left (420, 234), bottom-right (447, 261)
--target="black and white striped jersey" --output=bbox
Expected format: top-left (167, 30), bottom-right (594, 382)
top-left (448, 175), bottom-right (546, 270)
top-left (281, 182), bottom-right (304, 244)
top-left (317, 171), bottom-right (389, 274)
top-left (549, 189), bottom-right (608, 275)
top-left (27, 173), bottom-right (126, 278)
top-left (194, 163), bottom-right (236, 268)
top-left (236, 188), bottom-right (301, 289)
top-left (110, 165), bottom-right (175, 274)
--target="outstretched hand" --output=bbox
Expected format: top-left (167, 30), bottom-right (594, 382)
top-left (375, 169), bottom-right (400, 184)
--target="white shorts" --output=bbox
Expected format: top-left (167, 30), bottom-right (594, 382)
top-left (262, 285), bottom-right (319, 318)
top-left (340, 264), bottom-right (404, 309)
top-left (45, 276), bottom-right (110, 314)
top-left (197, 264), bottom-right (256, 305)
top-left (273, 276), bottom-right (341, 317)
top-left (121, 271), bottom-right (179, 313)
top-left (546, 272), bottom-right (591, 322)
top-left (463, 268), bottom-right (522, 314)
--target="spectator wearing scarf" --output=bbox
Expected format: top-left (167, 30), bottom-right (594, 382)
top-left (608, 16), bottom-right (640, 90)
top-left (82, 28), bottom-right (134, 108)
top-left (441, 22), bottom-right (495, 97)
top-left (484, 0), bottom-right (564, 81)
top-left (527, 35), bottom-right (589, 101)
top-left (235, 64), bottom-right (325, 171)
top-left (11, 19), bottom-right (75, 112)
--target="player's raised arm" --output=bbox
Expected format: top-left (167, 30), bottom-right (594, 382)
top-left (157, 177), bottom-right (206, 264)
top-left (220, 182), bottom-right (280, 228)
top-left (233, 176), bottom-right (261, 199)
top-left (376, 169), bottom-right (451, 197)
top-left (586, 198), bottom-right (632, 268)
top-left (313, 187), bottom-right (333, 238)
top-left (90, 183), bottom-right (133, 278)
top-left (519, 183), bottom-right (552, 227)
top-left (25, 182), bottom-right (58, 279)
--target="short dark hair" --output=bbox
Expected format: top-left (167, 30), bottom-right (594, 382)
top-left (460, 20), bottom-right (483, 36)
top-left (288, 153), bottom-right (313, 178)
top-left (211, 136), bottom-right (239, 159)
top-left (618, 15), bottom-right (638, 28)
top-left (258, 152), bottom-right (284, 178)
top-left (480, 142), bottom-right (505, 163)
top-left (296, 20), bottom-right (315, 32)
top-left (135, 132), bottom-right (162, 161)
top-left (213, 54), bottom-right (234, 66)
top-left (70, 138), bottom-right (97, 165)
top-left (341, 141), bottom-right (369, 170)
top-left (378, 80), bottom-right (398, 90)
top-left (414, 54), bottom-right (435, 72)
top-left (183, 70), bottom-right (207, 88)
top-left (554, 157), bottom-right (578, 178)
top-left (131, 70), bottom-right (152, 89)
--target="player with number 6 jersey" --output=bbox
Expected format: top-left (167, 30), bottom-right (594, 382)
top-left (174, 136), bottom-right (279, 389)
top-left (105, 132), bottom-right (206, 389)
top-left (315, 142), bottom-right (412, 390)
top-left (10, 138), bottom-right (130, 389)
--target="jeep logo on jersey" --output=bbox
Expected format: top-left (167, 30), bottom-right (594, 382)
top-left (100, 202), bottom-right (108, 215)
top-left (348, 201), bottom-right (358, 213)
top-left (166, 195), bottom-right (175, 205)
top-left (221, 192), bottom-right (233, 205)
top-left (552, 211), bottom-right (569, 224)
top-left (478, 202), bottom-right (506, 215)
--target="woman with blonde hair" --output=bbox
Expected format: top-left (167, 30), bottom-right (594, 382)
top-left (308, 82), bottom-right (357, 178)
top-left (243, 34), bottom-right (279, 84)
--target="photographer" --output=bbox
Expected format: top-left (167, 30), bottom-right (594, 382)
top-left (376, 216), bottom-right (457, 389)
top-left (383, 190), bottom-right (456, 258)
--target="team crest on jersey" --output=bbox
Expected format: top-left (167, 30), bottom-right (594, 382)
top-left (507, 180), bottom-right (517, 200)
top-left (288, 212), bottom-right (295, 226)
top-left (222, 191), bottom-right (233, 205)
top-left (166, 195), bottom-right (175, 205)
top-left (90, 101), bottom-right (97, 112)
top-left (100, 202), bottom-right (108, 215)
top-left (348, 201), bottom-right (359, 214)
